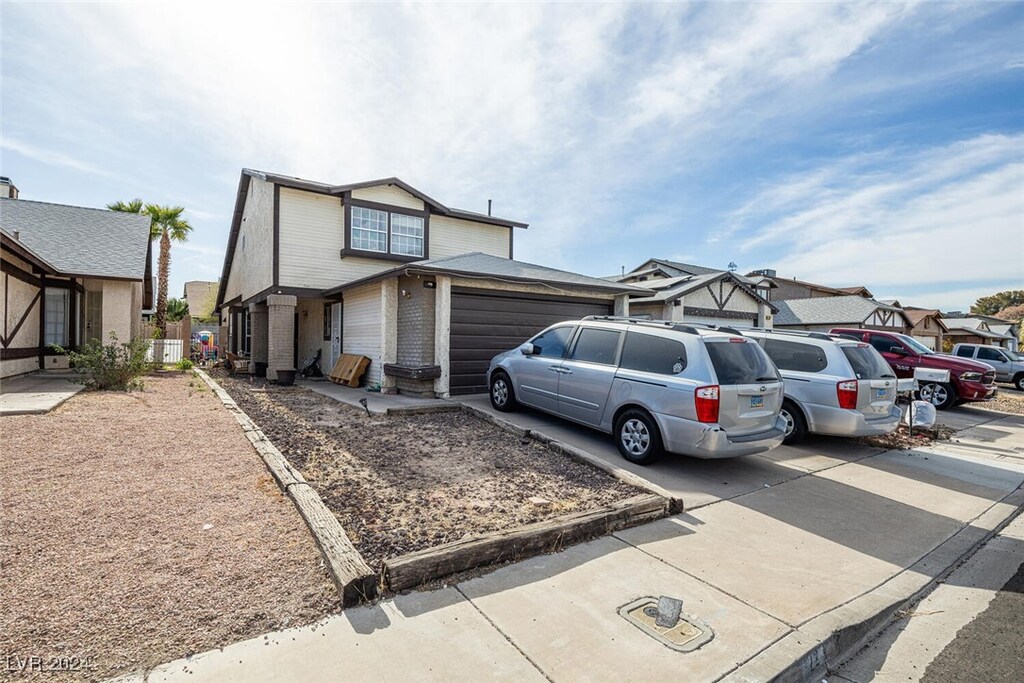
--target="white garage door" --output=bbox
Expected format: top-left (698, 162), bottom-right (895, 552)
top-left (684, 314), bottom-right (756, 328)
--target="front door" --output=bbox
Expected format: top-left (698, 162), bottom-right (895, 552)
top-left (329, 302), bottom-right (342, 371)
top-left (84, 290), bottom-right (103, 343)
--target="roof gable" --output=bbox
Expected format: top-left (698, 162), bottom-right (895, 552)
top-left (774, 295), bottom-right (911, 327)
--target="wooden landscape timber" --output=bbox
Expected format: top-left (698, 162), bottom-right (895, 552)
top-left (383, 493), bottom-right (669, 592)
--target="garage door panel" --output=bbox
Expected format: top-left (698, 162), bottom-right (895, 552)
top-left (449, 289), bottom-right (612, 395)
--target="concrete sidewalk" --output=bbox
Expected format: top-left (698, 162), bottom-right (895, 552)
top-left (144, 411), bottom-right (1024, 683)
top-left (0, 373), bottom-right (83, 415)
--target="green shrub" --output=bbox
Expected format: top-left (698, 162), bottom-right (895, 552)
top-left (64, 333), bottom-right (154, 391)
top-left (174, 358), bottom-right (194, 371)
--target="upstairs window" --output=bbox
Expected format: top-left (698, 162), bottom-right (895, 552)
top-left (351, 207), bottom-right (388, 252)
top-left (390, 214), bottom-right (424, 257)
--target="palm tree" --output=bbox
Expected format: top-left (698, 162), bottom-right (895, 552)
top-left (165, 297), bottom-right (190, 322)
top-left (107, 199), bottom-right (192, 337)
top-left (146, 205), bottom-right (192, 336)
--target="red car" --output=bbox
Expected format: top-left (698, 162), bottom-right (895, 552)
top-left (828, 328), bottom-right (997, 410)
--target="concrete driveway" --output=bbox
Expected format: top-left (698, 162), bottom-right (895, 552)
top-left (148, 398), bottom-right (1024, 682)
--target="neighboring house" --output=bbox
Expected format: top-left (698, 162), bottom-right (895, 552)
top-left (759, 273), bottom-right (874, 302)
top-left (215, 169), bottom-right (641, 397)
top-left (773, 295), bottom-right (912, 334)
top-left (903, 307), bottom-right (948, 351)
top-left (608, 259), bottom-right (776, 327)
top-left (183, 279), bottom-right (221, 353)
top-left (0, 184), bottom-right (152, 378)
top-left (942, 313), bottom-right (1018, 352)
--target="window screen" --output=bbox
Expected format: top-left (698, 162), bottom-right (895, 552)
top-left (351, 206), bottom-right (387, 252)
top-left (619, 332), bottom-right (687, 375)
top-left (569, 328), bottom-right (621, 365)
top-left (763, 338), bottom-right (828, 373)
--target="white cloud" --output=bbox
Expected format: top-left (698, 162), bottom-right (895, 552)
top-left (1, 137), bottom-right (119, 180)
top-left (730, 134), bottom-right (1024, 292)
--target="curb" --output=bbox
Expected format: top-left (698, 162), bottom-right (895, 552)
top-left (721, 485), bottom-right (1024, 683)
top-left (195, 370), bottom-right (377, 606)
top-left (460, 402), bottom-right (685, 514)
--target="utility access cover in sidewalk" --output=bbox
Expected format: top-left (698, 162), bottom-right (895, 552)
top-left (618, 597), bottom-right (715, 652)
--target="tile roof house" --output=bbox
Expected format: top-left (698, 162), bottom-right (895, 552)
top-left (215, 169), bottom-right (643, 396)
top-left (607, 259), bottom-right (777, 327)
top-left (1, 184), bottom-right (153, 377)
top-left (773, 295), bottom-right (911, 334)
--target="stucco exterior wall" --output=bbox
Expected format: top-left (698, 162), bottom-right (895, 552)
top-left (429, 216), bottom-right (511, 260)
top-left (101, 279), bottom-right (135, 342)
top-left (1, 253), bottom-right (43, 351)
top-left (223, 176), bottom-right (274, 303)
top-left (684, 284), bottom-right (760, 314)
top-left (295, 297), bottom-right (327, 368)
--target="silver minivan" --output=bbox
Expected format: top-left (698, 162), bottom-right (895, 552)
top-left (740, 329), bottom-right (900, 444)
top-left (486, 317), bottom-right (787, 464)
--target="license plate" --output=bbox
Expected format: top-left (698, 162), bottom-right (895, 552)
top-left (749, 395), bottom-right (764, 409)
top-left (875, 389), bottom-right (887, 399)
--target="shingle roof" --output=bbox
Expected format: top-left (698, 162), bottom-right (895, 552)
top-left (774, 295), bottom-right (909, 327)
top-left (323, 252), bottom-right (647, 297)
top-left (0, 198), bottom-right (151, 279)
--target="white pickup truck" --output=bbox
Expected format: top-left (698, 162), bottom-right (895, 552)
top-left (951, 343), bottom-right (1024, 390)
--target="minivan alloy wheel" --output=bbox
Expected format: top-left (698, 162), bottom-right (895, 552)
top-left (491, 378), bottom-right (509, 406)
top-left (620, 418), bottom-right (651, 455)
top-left (779, 407), bottom-right (795, 436)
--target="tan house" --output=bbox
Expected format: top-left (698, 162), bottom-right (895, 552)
top-left (903, 307), bottom-right (948, 351)
top-left (215, 169), bottom-right (640, 396)
top-left (942, 314), bottom-right (1018, 351)
top-left (1, 182), bottom-right (153, 378)
top-left (609, 259), bottom-right (776, 327)
top-left (773, 295), bottom-right (912, 334)
top-left (759, 273), bottom-right (874, 302)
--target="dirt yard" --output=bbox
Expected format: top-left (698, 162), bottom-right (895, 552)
top-left (212, 372), bottom-right (638, 568)
top-left (964, 386), bottom-right (1024, 416)
top-left (0, 372), bottom-right (338, 682)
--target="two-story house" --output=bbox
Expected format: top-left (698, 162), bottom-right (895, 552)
top-left (215, 169), bottom-right (640, 397)
top-left (608, 258), bottom-right (777, 327)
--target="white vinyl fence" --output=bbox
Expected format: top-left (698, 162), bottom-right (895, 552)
top-left (147, 339), bottom-right (184, 364)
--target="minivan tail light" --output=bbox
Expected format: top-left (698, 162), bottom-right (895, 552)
top-left (837, 380), bottom-right (858, 410)
top-left (695, 385), bottom-right (720, 424)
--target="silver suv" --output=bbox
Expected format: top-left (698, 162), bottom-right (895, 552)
top-left (739, 329), bottom-right (900, 444)
top-left (486, 317), bottom-right (787, 464)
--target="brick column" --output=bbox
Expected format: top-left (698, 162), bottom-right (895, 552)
top-left (433, 276), bottom-right (452, 398)
top-left (266, 294), bottom-right (296, 379)
top-left (381, 279), bottom-right (399, 394)
top-left (249, 302), bottom-right (269, 374)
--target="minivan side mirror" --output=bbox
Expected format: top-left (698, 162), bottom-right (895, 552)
top-left (519, 342), bottom-right (537, 355)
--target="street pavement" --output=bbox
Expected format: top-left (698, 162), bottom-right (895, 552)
top-left (832, 513), bottom-right (1024, 682)
top-left (144, 402), bottom-right (1024, 682)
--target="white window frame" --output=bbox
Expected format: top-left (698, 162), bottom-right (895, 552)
top-left (44, 287), bottom-right (70, 347)
top-left (351, 206), bottom-right (388, 253)
top-left (389, 213), bottom-right (424, 257)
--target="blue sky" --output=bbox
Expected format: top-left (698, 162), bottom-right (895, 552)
top-left (2, 1), bottom-right (1022, 310)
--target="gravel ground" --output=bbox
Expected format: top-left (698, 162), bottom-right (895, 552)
top-left (213, 372), bottom-right (638, 568)
top-left (0, 372), bottom-right (338, 682)
top-left (963, 386), bottom-right (1024, 416)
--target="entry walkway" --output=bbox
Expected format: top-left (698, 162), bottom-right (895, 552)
top-left (144, 407), bottom-right (1024, 682)
top-left (0, 372), bottom-right (83, 416)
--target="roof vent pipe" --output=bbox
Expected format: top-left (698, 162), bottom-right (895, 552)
top-left (13, 230), bottom-right (20, 241)
top-left (487, 199), bottom-right (492, 216)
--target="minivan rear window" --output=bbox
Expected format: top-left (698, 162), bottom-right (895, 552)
top-left (763, 338), bottom-right (828, 373)
top-left (704, 339), bottom-right (779, 385)
top-left (842, 345), bottom-right (894, 379)
top-left (619, 331), bottom-right (687, 375)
